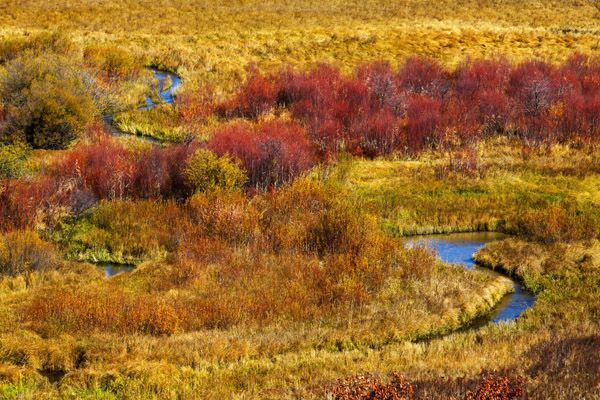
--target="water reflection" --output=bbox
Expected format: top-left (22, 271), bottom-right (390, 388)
top-left (139, 69), bottom-right (182, 110)
top-left (96, 262), bottom-right (136, 277)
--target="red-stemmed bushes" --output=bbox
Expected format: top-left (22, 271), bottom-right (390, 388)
top-left (212, 54), bottom-right (600, 157)
top-left (207, 119), bottom-right (315, 190)
top-left (219, 68), bottom-right (276, 119)
top-left (49, 130), bottom-right (200, 201)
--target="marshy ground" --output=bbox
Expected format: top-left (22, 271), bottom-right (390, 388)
top-left (0, 1), bottom-right (599, 399)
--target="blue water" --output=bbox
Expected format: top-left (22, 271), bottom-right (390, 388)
top-left (96, 262), bottom-right (136, 277)
top-left (139, 69), bottom-right (182, 111)
top-left (405, 232), bottom-right (536, 326)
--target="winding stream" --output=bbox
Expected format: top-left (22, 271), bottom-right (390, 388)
top-left (104, 68), bottom-right (182, 142)
top-left (405, 232), bottom-right (536, 327)
top-left (97, 69), bottom-right (184, 277)
top-left (140, 69), bottom-right (182, 111)
top-left (101, 71), bottom-right (536, 329)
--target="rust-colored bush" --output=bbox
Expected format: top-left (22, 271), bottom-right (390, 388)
top-left (464, 375), bottom-right (524, 400)
top-left (331, 373), bottom-right (524, 400)
top-left (332, 373), bottom-right (414, 400)
top-left (207, 119), bottom-right (315, 190)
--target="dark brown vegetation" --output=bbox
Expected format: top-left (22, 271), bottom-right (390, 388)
top-left (331, 372), bottom-right (524, 400)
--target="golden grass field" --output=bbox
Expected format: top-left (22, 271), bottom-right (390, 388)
top-left (1, 0), bottom-right (599, 88)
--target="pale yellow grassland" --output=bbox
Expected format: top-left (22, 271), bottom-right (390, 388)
top-left (0, 0), bottom-right (598, 89)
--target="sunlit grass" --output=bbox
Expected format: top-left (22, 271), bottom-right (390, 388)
top-left (0, 0), bottom-right (599, 91)
top-left (345, 138), bottom-right (600, 235)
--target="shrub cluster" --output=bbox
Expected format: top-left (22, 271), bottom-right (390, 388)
top-left (0, 32), bottom-right (144, 149)
top-left (0, 128), bottom-right (199, 232)
top-left (184, 148), bottom-right (247, 193)
top-left (218, 54), bottom-right (600, 157)
top-left (0, 230), bottom-right (57, 277)
top-left (0, 52), bottom-right (98, 149)
top-left (207, 119), bottom-right (316, 190)
top-left (0, 174), bottom-right (77, 232)
top-left (0, 118), bottom-right (314, 234)
top-left (21, 178), bottom-right (441, 334)
top-left (49, 128), bottom-right (201, 201)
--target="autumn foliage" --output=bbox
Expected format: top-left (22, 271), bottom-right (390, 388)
top-left (216, 54), bottom-right (600, 157)
top-left (331, 373), bottom-right (524, 400)
top-left (19, 177), bottom-right (423, 334)
top-left (207, 119), bottom-right (315, 189)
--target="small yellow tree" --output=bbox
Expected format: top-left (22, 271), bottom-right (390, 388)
top-left (184, 148), bottom-right (247, 193)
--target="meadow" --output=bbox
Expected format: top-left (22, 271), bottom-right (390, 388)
top-left (0, 1), bottom-right (599, 399)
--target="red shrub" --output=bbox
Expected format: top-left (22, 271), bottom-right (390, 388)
top-left (220, 68), bottom-right (277, 118)
top-left (405, 94), bottom-right (444, 152)
top-left (454, 58), bottom-right (511, 101)
top-left (357, 61), bottom-right (400, 111)
top-left (54, 135), bottom-right (135, 200)
top-left (452, 59), bottom-right (514, 139)
top-left (557, 54), bottom-right (600, 141)
top-left (349, 110), bottom-right (405, 157)
top-left (278, 63), bottom-right (343, 108)
top-left (132, 142), bottom-right (200, 199)
top-left (507, 60), bottom-right (561, 143)
top-left (177, 85), bottom-right (215, 131)
top-left (398, 56), bottom-right (449, 97)
top-left (0, 176), bottom-right (69, 232)
top-left (192, 56), bottom-right (600, 157)
top-left (49, 130), bottom-right (200, 200)
top-left (208, 119), bottom-right (315, 189)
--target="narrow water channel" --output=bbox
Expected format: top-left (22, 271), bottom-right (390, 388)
top-left (139, 69), bottom-right (182, 110)
top-left (405, 232), bottom-right (536, 327)
top-left (96, 262), bottom-right (136, 277)
top-left (104, 68), bottom-right (182, 142)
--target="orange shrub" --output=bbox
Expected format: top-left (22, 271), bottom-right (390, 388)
top-left (331, 373), bottom-right (524, 400)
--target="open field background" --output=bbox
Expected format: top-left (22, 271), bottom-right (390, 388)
top-left (1, 0), bottom-right (600, 88)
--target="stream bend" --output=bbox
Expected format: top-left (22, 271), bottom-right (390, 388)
top-left (102, 73), bottom-right (536, 330)
top-left (105, 68), bottom-right (182, 143)
top-left (405, 232), bottom-right (536, 328)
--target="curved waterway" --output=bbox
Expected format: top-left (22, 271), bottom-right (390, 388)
top-left (96, 262), bottom-right (136, 277)
top-left (97, 70), bottom-right (184, 275)
top-left (105, 68), bottom-right (182, 142)
top-left (405, 232), bottom-right (536, 328)
top-left (139, 69), bottom-right (182, 111)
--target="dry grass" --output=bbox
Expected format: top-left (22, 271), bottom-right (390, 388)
top-left (2, 154), bottom-right (599, 397)
top-left (0, 0), bottom-right (599, 90)
top-left (345, 138), bottom-right (600, 236)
